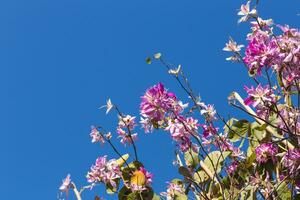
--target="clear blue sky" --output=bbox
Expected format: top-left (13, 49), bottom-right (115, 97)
top-left (1, 0), bottom-right (299, 199)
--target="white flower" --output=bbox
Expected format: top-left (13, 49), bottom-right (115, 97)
top-left (238, 1), bottom-right (257, 23)
top-left (168, 64), bottom-right (181, 76)
top-left (223, 38), bottom-right (244, 52)
top-left (100, 98), bottom-right (114, 114)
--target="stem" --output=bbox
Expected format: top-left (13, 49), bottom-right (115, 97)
top-left (70, 182), bottom-right (82, 200)
top-left (115, 106), bottom-right (139, 161)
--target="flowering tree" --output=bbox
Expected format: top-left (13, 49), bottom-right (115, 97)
top-left (59, 1), bottom-right (300, 199)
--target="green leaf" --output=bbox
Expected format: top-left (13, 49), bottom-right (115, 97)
top-left (250, 122), bottom-right (267, 141)
top-left (106, 181), bottom-right (119, 194)
top-left (204, 151), bottom-right (231, 174)
top-left (152, 194), bottom-right (161, 200)
top-left (194, 169), bottom-right (209, 183)
top-left (227, 119), bottom-right (250, 142)
top-left (276, 181), bottom-right (292, 200)
top-left (184, 148), bottom-right (199, 168)
top-left (118, 186), bottom-right (131, 200)
top-left (121, 161), bottom-right (144, 183)
top-left (146, 57), bottom-right (152, 64)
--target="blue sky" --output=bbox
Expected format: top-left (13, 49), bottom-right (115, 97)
top-left (1, 0), bottom-right (300, 199)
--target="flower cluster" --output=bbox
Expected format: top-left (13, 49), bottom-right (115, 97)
top-left (140, 83), bottom-right (187, 132)
top-left (244, 29), bottom-right (279, 75)
top-left (130, 167), bottom-right (153, 191)
top-left (255, 143), bottom-right (278, 164)
top-left (86, 156), bottom-right (122, 188)
top-left (165, 116), bottom-right (199, 151)
top-left (241, 17), bottom-right (300, 85)
top-left (117, 115), bottom-right (138, 145)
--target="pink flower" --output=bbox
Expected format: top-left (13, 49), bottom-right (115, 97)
top-left (215, 133), bottom-right (245, 159)
top-left (201, 124), bottom-right (218, 138)
top-left (160, 182), bottom-right (185, 199)
top-left (90, 126), bottom-right (105, 144)
top-left (140, 83), bottom-right (186, 132)
top-left (237, 1), bottom-right (257, 23)
top-left (86, 156), bottom-right (121, 188)
top-left (282, 149), bottom-right (300, 175)
top-left (198, 102), bottom-right (217, 122)
top-left (59, 174), bottom-right (71, 195)
top-left (223, 38), bottom-right (244, 52)
top-left (243, 30), bottom-right (279, 75)
top-left (227, 161), bottom-right (238, 174)
top-left (255, 143), bottom-right (277, 164)
top-left (244, 84), bottom-right (276, 107)
top-left (117, 115), bottom-right (138, 145)
top-left (165, 116), bottom-right (199, 152)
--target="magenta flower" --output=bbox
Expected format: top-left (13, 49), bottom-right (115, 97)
top-left (140, 83), bottom-right (186, 132)
top-left (282, 149), bottom-right (300, 175)
top-left (255, 143), bottom-right (278, 164)
top-left (59, 174), bottom-right (71, 195)
top-left (227, 161), bottom-right (238, 174)
top-left (201, 124), bottom-right (218, 138)
top-left (86, 156), bottom-right (121, 188)
top-left (243, 29), bottom-right (279, 75)
top-left (244, 84), bottom-right (275, 107)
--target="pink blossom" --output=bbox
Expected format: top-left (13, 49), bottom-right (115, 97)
top-left (140, 83), bottom-right (186, 132)
top-left (59, 174), bottom-right (71, 195)
top-left (198, 102), bottom-right (217, 122)
top-left (282, 148), bottom-right (300, 175)
top-left (244, 84), bottom-right (275, 107)
top-left (165, 116), bottom-right (199, 151)
top-left (227, 161), bottom-right (238, 174)
top-left (90, 126), bottom-right (105, 144)
top-left (223, 38), bottom-right (244, 52)
top-left (255, 143), bottom-right (277, 164)
top-left (201, 124), bottom-right (218, 138)
top-left (237, 1), bottom-right (257, 23)
top-left (160, 182), bottom-right (185, 199)
top-left (117, 115), bottom-right (138, 145)
top-left (243, 29), bottom-right (279, 75)
top-left (86, 156), bottom-right (121, 188)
